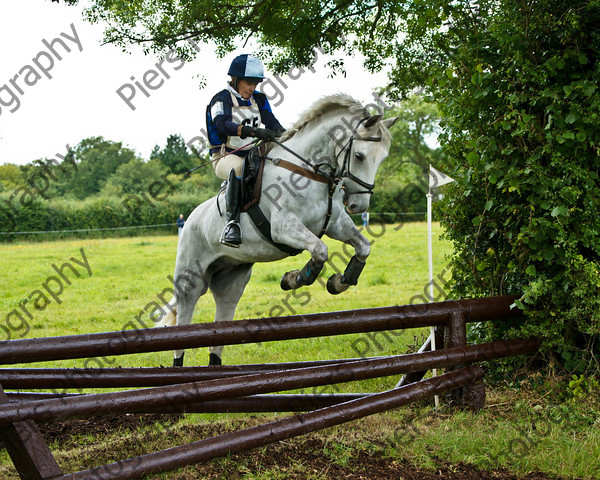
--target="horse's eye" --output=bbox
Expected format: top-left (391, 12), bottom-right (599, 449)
top-left (355, 152), bottom-right (365, 161)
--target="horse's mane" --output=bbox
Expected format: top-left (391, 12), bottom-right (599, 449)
top-left (278, 93), bottom-right (374, 143)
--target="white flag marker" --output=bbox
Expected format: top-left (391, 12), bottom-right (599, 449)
top-left (427, 165), bottom-right (455, 408)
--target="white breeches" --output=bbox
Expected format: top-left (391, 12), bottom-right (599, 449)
top-left (213, 151), bottom-right (244, 180)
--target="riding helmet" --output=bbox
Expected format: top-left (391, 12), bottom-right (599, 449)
top-left (228, 54), bottom-right (265, 82)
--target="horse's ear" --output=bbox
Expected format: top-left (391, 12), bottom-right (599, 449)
top-left (382, 116), bottom-right (399, 129)
top-left (364, 115), bottom-right (382, 129)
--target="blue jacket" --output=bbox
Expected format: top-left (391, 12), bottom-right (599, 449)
top-left (206, 86), bottom-right (283, 156)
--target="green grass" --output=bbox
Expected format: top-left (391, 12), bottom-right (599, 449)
top-left (1, 223), bottom-right (598, 479)
top-left (0, 221), bottom-right (449, 371)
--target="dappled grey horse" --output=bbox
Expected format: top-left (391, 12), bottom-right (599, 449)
top-left (156, 94), bottom-right (397, 365)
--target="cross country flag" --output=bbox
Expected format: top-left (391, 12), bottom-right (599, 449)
top-left (429, 165), bottom-right (454, 189)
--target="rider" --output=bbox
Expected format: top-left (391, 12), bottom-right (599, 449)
top-left (206, 54), bottom-right (285, 247)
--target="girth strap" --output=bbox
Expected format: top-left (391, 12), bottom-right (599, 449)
top-left (241, 156), bottom-right (302, 256)
top-left (245, 203), bottom-right (302, 256)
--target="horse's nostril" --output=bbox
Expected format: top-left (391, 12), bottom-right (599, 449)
top-left (349, 204), bottom-right (358, 213)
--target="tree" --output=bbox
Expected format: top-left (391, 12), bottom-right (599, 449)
top-left (66, 137), bottom-right (139, 199)
top-left (101, 158), bottom-right (166, 196)
top-left (378, 96), bottom-right (440, 177)
top-left (151, 134), bottom-right (194, 174)
top-left (0, 164), bottom-right (24, 191)
top-left (371, 95), bottom-right (442, 217)
top-left (53, 0), bottom-right (407, 72)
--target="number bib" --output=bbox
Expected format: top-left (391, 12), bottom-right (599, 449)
top-left (226, 92), bottom-right (261, 151)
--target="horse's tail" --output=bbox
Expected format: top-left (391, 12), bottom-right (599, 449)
top-left (154, 297), bottom-right (178, 328)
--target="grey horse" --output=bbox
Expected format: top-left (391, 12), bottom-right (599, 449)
top-left (156, 94), bottom-right (397, 366)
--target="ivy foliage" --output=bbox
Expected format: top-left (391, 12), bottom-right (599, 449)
top-left (392, 0), bottom-right (600, 371)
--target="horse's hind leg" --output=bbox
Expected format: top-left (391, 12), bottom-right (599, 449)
top-left (172, 265), bottom-right (209, 366)
top-left (208, 263), bottom-right (253, 365)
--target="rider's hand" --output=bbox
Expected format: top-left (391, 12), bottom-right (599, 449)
top-left (251, 128), bottom-right (277, 142)
top-left (240, 125), bottom-right (253, 139)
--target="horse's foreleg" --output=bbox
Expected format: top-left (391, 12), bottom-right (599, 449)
top-left (271, 217), bottom-right (328, 290)
top-left (209, 264), bottom-right (253, 365)
top-left (326, 255), bottom-right (366, 294)
top-left (325, 215), bottom-right (371, 295)
top-left (280, 257), bottom-right (324, 290)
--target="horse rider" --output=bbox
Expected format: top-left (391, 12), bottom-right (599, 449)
top-left (206, 54), bottom-right (286, 247)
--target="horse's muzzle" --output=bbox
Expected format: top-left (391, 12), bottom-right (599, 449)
top-left (344, 192), bottom-right (368, 214)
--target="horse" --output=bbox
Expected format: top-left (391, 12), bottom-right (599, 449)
top-left (156, 93), bottom-right (397, 366)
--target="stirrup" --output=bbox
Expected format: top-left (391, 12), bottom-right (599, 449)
top-left (220, 220), bottom-right (242, 247)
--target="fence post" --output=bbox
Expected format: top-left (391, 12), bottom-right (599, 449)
top-left (444, 311), bottom-right (486, 409)
top-left (0, 384), bottom-right (63, 480)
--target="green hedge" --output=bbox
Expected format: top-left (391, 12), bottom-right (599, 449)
top-left (0, 180), bottom-right (428, 242)
top-left (0, 192), bottom-right (213, 242)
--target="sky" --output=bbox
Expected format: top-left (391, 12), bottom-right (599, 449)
top-left (0, 1), bottom-right (391, 166)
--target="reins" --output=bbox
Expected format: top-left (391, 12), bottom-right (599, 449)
top-left (268, 138), bottom-right (337, 184)
top-left (268, 115), bottom-right (383, 193)
top-left (183, 140), bottom-right (259, 178)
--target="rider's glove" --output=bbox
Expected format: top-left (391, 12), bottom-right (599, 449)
top-left (239, 126), bottom-right (279, 142)
top-left (251, 128), bottom-right (278, 142)
top-left (240, 125), bottom-right (253, 139)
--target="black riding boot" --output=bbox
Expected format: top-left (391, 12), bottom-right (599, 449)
top-left (220, 169), bottom-right (242, 247)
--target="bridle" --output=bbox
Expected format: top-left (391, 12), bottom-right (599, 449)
top-left (270, 115), bottom-right (383, 195)
top-left (334, 128), bottom-right (383, 197)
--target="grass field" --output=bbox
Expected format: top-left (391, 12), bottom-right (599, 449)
top-left (1, 223), bottom-right (599, 479)
top-left (0, 221), bottom-right (449, 370)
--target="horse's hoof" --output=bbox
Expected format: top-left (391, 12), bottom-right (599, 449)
top-left (327, 273), bottom-right (350, 295)
top-left (173, 353), bottom-right (185, 367)
top-left (209, 353), bottom-right (222, 366)
top-left (280, 270), bottom-right (300, 290)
